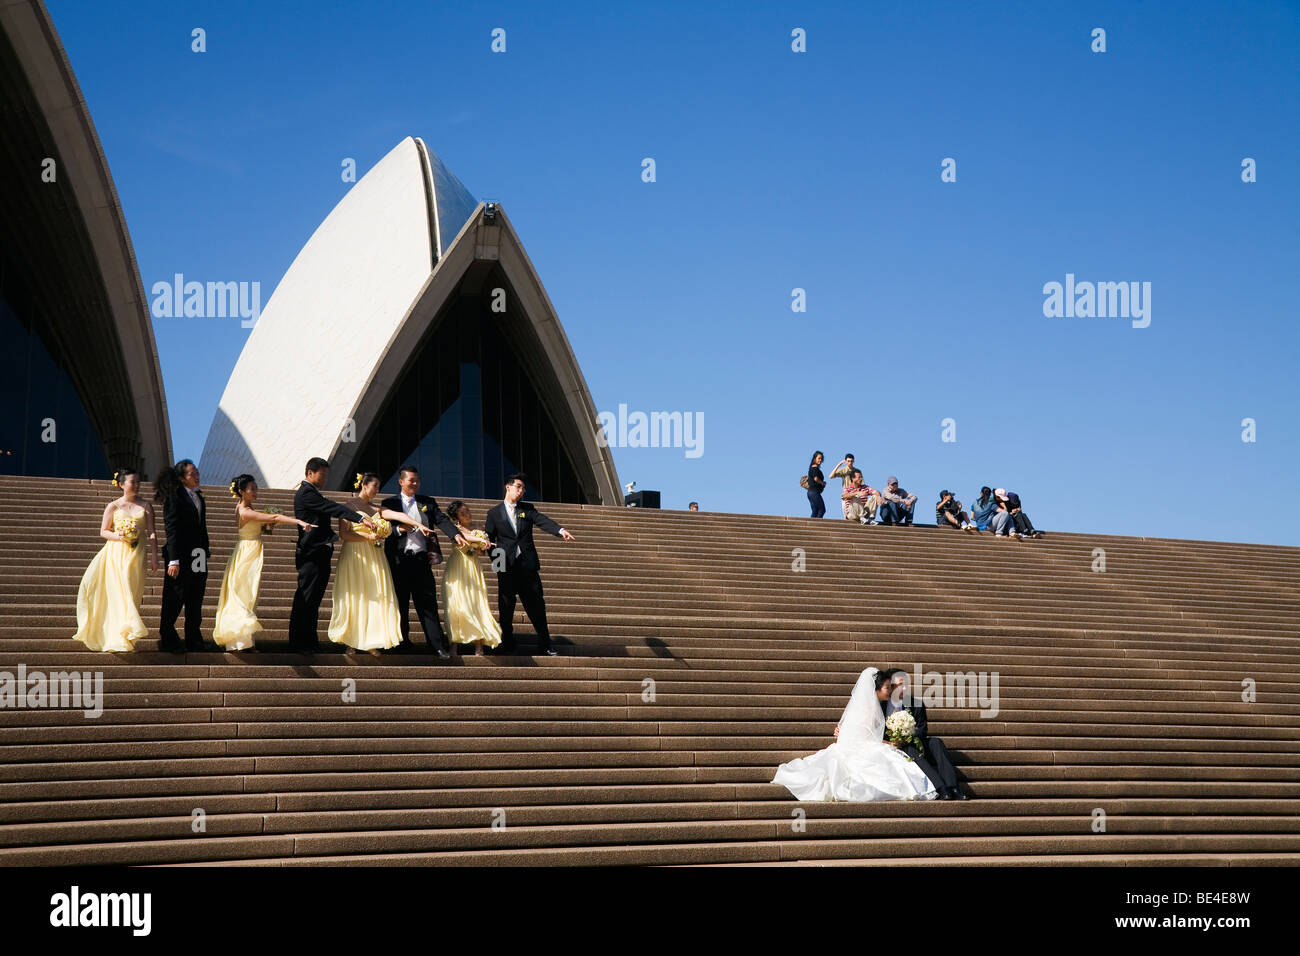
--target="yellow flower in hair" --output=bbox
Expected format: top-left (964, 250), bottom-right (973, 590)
top-left (111, 470), bottom-right (120, 488)
top-left (353, 473), bottom-right (364, 491)
top-left (229, 480), bottom-right (240, 500)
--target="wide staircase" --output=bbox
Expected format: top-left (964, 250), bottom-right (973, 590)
top-left (0, 475), bottom-right (1297, 866)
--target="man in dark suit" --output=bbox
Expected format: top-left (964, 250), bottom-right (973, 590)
top-left (483, 473), bottom-right (575, 656)
top-left (881, 668), bottom-right (968, 799)
top-left (381, 465), bottom-right (467, 658)
top-left (288, 457), bottom-right (374, 653)
top-left (158, 459), bottom-right (210, 652)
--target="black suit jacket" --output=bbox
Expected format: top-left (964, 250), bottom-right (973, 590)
top-left (380, 493), bottom-right (459, 565)
top-left (163, 487), bottom-right (210, 570)
top-left (293, 481), bottom-right (364, 555)
top-left (484, 501), bottom-right (563, 572)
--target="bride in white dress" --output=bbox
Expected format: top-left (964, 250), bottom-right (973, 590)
top-left (772, 667), bottom-right (937, 801)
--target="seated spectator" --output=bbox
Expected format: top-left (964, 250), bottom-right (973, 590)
top-left (935, 490), bottom-right (976, 532)
top-left (971, 486), bottom-right (997, 531)
top-left (990, 488), bottom-right (1018, 538)
top-left (829, 453), bottom-right (857, 519)
top-left (688, 502), bottom-right (699, 512)
top-left (879, 476), bottom-right (917, 526)
top-left (1005, 490), bottom-right (1043, 538)
top-left (842, 470), bottom-right (881, 524)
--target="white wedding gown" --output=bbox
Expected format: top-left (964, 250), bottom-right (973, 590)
top-left (772, 668), bottom-right (937, 801)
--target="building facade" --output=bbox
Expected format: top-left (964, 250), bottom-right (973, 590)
top-left (200, 136), bottom-right (621, 504)
top-left (0, 0), bottom-right (171, 479)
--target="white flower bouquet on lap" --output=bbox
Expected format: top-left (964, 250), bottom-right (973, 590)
top-left (885, 710), bottom-right (924, 757)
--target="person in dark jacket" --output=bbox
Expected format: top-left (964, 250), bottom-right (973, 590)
top-left (483, 473), bottom-right (575, 655)
top-left (287, 457), bottom-right (374, 652)
top-left (156, 459), bottom-right (211, 653)
top-left (882, 669), bottom-right (967, 799)
top-left (381, 465), bottom-right (466, 657)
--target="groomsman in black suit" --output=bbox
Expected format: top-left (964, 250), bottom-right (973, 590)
top-left (158, 459), bottom-right (210, 653)
top-left (881, 668), bottom-right (969, 799)
top-left (288, 457), bottom-right (374, 653)
top-left (381, 465), bottom-right (467, 658)
top-left (483, 473), bottom-right (575, 656)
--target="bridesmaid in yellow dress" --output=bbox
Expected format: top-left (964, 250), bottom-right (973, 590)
top-left (442, 500), bottom-right (502, 654)
top-left (328, 472), bottom-right (433, 655)
top-left (74, 469), bottom-right (160, 651)
top-left (212, 474), bottom-right (316, 651)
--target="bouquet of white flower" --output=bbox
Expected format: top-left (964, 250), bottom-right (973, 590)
top-left (885, 709), bottom-right (924, 756)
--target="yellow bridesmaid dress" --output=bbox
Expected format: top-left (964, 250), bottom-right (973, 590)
top-left (442, 542), bottom-right (502, 648)
top-left (328, 518), bottom-right (403, 651)
top-left (212, 518), bottom-right (265, 650)
top-left (73, 508), bottom-right (147, 652)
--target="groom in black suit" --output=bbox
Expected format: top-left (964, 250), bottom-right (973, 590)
top-left (381, 465), bottom-right (467, 659)
top-left (158, 459), bottom-right (210, 652)
top-left (881, 668), bottom-right (968, 799)
top-left (483, 473), bottom-right (575, 656)
top-left (288, 457), bottom-right (374, 653)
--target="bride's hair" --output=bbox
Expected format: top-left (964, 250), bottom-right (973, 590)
top-left (447, 500), bottom-right (468, 523)
top-left (873, 669), bottom-right (894, 691)
top-left (153, 459), bottom-right (193, 503)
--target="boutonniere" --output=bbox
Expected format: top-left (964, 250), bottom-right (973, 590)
top-left (418, 504), bottom-right (427, 514)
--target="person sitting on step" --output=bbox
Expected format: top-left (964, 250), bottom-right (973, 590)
top-left (842, 469), bottom-right (881, 524)
top-left (1004, 489), bottom-right (1043, 538)
top-left (935, 490), bottom-right (976, 532)
top-left (878, 476), bottom-right (917, 526)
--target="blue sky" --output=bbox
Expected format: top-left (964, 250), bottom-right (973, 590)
top-left (47, 0), bottom-right (1300, 545)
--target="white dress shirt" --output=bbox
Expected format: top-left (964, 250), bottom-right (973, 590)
top-left (400, 493), bottom-right (426, 554)
top-left (503, 500), bottom-right (564, 558)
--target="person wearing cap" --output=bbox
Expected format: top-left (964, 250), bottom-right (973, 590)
top-left (971, 486), bottom-right (997, 531)
top-left (936, 490), bottom-right (976, 532)
top-left (989, 488), bottom-right (1017, 538)
top-left (878, 476), bottom-right (917, 526)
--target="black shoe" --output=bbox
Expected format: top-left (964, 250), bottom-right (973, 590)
top-left (158, 642), bottom-right (185, 655)
top-left (290, 644), bottom-right (320, 655)
top-left (947, 787), bottom-right (968, 800)
top-left (430, 643), bottom-right (451, 660)
top-left (541, 644), bottom-right (559, 656)
top-left (936, 789), bottom-right (953, 800)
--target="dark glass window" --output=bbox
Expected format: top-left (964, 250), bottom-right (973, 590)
top-left (353, 280), bottom-right (587, 504)
top-left (0, 294), bottom-right (109, 479)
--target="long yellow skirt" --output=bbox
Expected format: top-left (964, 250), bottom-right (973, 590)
top-left (328, 541), bottom-right (403, 651)
top-left (73, 539), bottom-right (147, 652)
top-left (442, 546), bottom-right (502, 647)
top-left (212, 538), bottom-right (264, 650)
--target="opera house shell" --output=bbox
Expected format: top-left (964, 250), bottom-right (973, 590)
top-left (199, 136), bottom-right (622, 505)
top-left (0, 0), bottom-right (171, 478)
